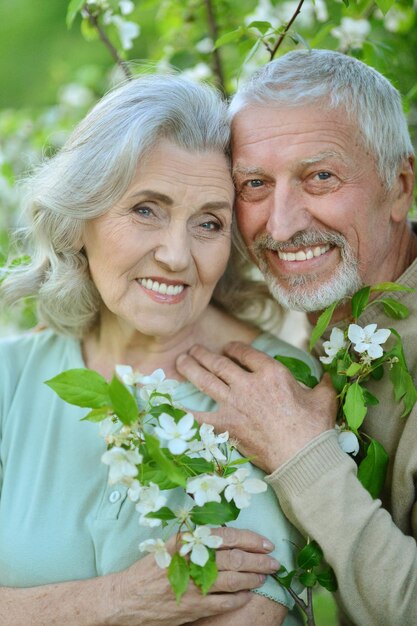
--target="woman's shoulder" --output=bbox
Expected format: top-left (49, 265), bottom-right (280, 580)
top-left (253, 331), bottom-right (321, 379)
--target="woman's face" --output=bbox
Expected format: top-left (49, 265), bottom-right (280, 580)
top-left (83, 140), bottom-right (234, 339)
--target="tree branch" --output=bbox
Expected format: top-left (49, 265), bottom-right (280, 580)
top-left (286, 587), bottom-right (316, 626)
top-left (203, 0), bottom-right (227, 95)
top-left (84, 5), bottom-right (133, 81)
top-left (269, 0), bottom-right (306, 60)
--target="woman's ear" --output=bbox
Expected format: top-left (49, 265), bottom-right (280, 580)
top-left (390, 155), bottom-right (415, 222)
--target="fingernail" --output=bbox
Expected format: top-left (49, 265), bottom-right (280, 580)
top-left (176, 354), bottom-right (185, 364)
top-left (269, 558), bottom-right (280, 571)
top-left (258, 575), bottom-right (266, 585)
top-left (263, 539), bottom-right (275, 551)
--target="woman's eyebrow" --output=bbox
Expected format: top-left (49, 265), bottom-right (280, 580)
top-left (129, 190), bottom-right (173, 205)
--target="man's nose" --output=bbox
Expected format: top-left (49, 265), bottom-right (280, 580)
top-left (153, 225), bottom-right (191, 272)
top-left (266, 183), bottom-right (313, 242)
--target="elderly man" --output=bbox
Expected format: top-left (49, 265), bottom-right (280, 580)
top-left (177, 50), bottom-right (417, 626)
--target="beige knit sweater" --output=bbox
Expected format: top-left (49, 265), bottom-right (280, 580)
top-left (267, 257), bottom-right (417, 626)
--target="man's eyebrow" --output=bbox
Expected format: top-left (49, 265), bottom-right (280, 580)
top-left (232, 165), bottom-right (269, 178)
top-left (300, 151), bottom-right (346, 166)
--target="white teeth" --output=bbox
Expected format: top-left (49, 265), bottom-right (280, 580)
top-left (278, 244), bottom-right (330, 262)
top-left (139, 278), bottom-right (185, 296)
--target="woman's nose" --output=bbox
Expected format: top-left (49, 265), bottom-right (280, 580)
top-left (153, 226), bottom-right (191, 272)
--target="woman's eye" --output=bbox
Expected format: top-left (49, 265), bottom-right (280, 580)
top-left (200, 220), bottom-right (221, 232)
top-left (133, 205), bottom-right (154, 217)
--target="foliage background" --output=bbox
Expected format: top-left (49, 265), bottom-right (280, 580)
top-left (0, 2), bottom-right (416, 619)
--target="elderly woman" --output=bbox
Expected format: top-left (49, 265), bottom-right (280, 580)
top-left (0, 75), bottom-right (319, 625)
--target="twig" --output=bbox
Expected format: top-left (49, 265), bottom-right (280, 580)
top-left (203, 0), bottom-right (227, 95)
top-left (269, 0), bottom-right (306, 60)
top-left (83, 5), bottom-right (133, 81)
top-left (287, 587), bottom-right (316, 626)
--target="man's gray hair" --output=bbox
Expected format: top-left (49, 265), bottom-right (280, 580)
top-left (2, 74), bottom-right (232, 336)
top-left (229, 49), bottom-right (414, 188)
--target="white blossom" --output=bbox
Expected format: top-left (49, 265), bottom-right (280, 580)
top-left (99, 417), bottom-right (122, 444)
top-left (224, 468), bottom-right (267, 509)
top-left (138, 368), bottom-right (179, 402)
top-left (348, 323), bottom-right (391, 360)
top-left (179, 526), bottom-right (223, 566)
top-left (119, 0), bottom-right (134, 15)
top-left (331, 17), bottom-right (371, 49)
top-left (154, 412), bottom-right (197, 455)
top-left (58, 84), bottom-right (94, 108)
top-left (188, 423), bottom-right (229, 462)
top-left (195, 37), bottom-right (213, 54)
top-left (135, 482), bottom-right (167, 527)
top-left (320, 327), bottom-right (347, 364)
top-left (127, 478), bottom-right (142, 502)
top-left (101, 446), bottom-right (142, 484)
top-left (115, 364), bottom-right (143, 386)
top-left (336, 426), bottom-right (360, 456)
top-left (186, 474), bottom-right (227, 506)
top-left (139, 538), bottom-right (172, 568)
top-left (182, 63), bottom-right (212, 82)
top-left (104, 14), bottom-right (140, 50)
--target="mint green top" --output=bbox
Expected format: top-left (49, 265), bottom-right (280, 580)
top-left (0, 329), bottom-right (319, 623)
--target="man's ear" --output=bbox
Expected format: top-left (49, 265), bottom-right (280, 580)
top-left (390, 155), bottom-right (415, 222)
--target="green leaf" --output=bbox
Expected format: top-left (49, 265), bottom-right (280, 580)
top-left (189, 552), bottom-right (218, 594)
top-left (345, 362), bottom-right (362, 377)
top-left (357, 438), bottom-right (389, 498)
top-left (274, 355), bottom-right (318, 388)
top-left (144, 433), bottom-right (187, 488)
top-left (274, 565), bottom-right (296, 589)
top-left (381, 298), bottom-right (410, 320)
top-left (343, 382), bottom-right (367, 431)
top-left (180, 456), bottom-right (215, 476)
top-left (299, 571), bottom-right (317, 587)
top-left (80, 407), bottom-right (111, 422)
top-left (309, 301), bottom-right (337, 351)
top-left (81, 16), bottom-right (99, 41)
top-left (145, 506), bottom-right (177, 521)
top-left (246, 20), bottom-right (272, 34)
top-left (214, 28), bottom-right (243, 48)
top-left (109, 375), bottom-right (138, 425)
top-left (191, 500), bottom-right (239, 525)
top-left (374, 0), bottom-right (398, 15)
top-left (297, 540), bottom-right (323, 569)
top-left (370, 282), bottom-right (415, 294)
top-left (45, 369), bottom-right (110, 408)
top-left (362, 389), bottom-right (379, 406)
top-left (149, 403), bottom-right (187, 421)
top-left (168, 554), bottom-right (189, 603)
top-left (351, 286), bottom-right (371, 320)
top-left (389, 362), bottom-right (417, 417)
top-left (370, 364), bottom-right (384, 380)
top-left (66, 0), bottom-right (85, 28)
top-left (316, 566), bottom-right (338, 592)
top-left (139, 463), bottom-right (179, 490)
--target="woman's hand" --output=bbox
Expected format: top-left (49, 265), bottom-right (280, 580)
top-left (106, 527), bottom-right (280, 626)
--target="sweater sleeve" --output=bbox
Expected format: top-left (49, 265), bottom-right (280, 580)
top-left (266, 430), bottom-right (417, 626)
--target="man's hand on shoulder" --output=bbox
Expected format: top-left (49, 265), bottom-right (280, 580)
top-left (176, 341), bottom-right (337, 474)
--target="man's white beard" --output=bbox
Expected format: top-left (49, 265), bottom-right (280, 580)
top-left (251, 230), bottom-right (363, 312)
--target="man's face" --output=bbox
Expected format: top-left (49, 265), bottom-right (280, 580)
top-left (232, 104), bottom-right (400, 314)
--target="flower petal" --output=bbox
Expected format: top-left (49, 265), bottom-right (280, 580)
top-left (191, 543), bottom-right (209, 566)
top-left (347, 324), bottom-right (364, 343)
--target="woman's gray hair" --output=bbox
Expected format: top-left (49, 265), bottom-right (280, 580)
top-left (230, 49), bottom-right (414, 188)
top-left (3, 73), bottom-right (280, 337)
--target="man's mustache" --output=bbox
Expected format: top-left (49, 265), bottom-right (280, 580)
top-left (251, 229), bottom-right (348, 254)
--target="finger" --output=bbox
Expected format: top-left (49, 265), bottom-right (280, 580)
top-left (216, 549), bottom-right (280, 575)
top-left (211, 571), bottom-right (267, 593)
top-left (187, 345), bottom-right (249, 385)
top-left (211, 527), bottom-right (274, 553)
top-left (176, 352), bottom-right (231, 401)
top-left (198, 591), bottom-right (251, 616)
top-left (224, 341), bottom-right (280, 372)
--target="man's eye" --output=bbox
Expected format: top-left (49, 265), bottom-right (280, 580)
top-left (316, 172), bottom-right (332, 180)
top-left (246, 179), bottom-right (264, 188)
